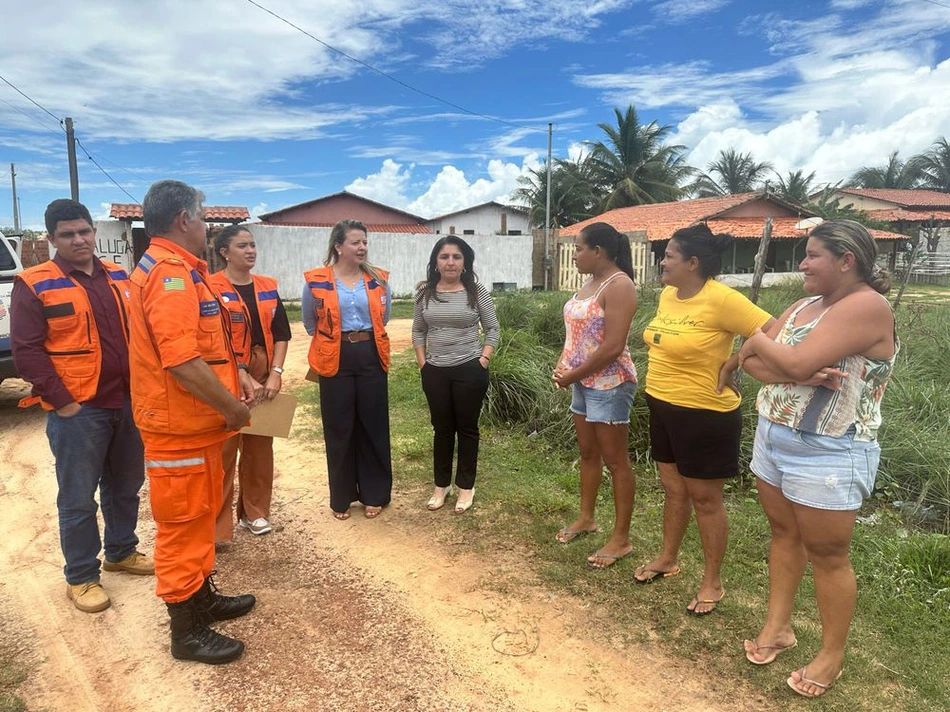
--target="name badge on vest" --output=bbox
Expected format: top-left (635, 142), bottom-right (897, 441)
top-left (199, 300), bottom-right (220, 316)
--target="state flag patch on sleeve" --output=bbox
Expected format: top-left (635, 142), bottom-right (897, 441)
top-left (163, 276), bottom-right (186, 291)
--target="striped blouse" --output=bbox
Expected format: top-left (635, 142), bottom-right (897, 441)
top-left (412, 282), bottom-right (500, 367)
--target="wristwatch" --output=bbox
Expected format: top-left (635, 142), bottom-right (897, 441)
top-left (272, 366), bottom-right (284, 375)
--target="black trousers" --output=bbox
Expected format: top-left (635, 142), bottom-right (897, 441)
top-left (319, 340), bottom-right (393, 513)
top-left (420, 358), bottom-right (490, 490)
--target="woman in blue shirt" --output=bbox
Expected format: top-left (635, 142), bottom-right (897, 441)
top-left (302, 220), bottom-right (392, 519)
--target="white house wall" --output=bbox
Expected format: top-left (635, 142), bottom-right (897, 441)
top-left (426, 204), bottom-right (531, 236)
top-left (94, 220), bottom-right (134, 270)
top-left (245, 224), bottom-right (532, 298)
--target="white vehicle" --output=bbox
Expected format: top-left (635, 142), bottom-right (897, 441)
top-left (0, 231), bottom-right (24, 383)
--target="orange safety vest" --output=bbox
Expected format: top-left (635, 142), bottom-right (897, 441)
top-left (207, 272), bottom-right (279, 367)
top-left (16, 259), bottom-right (131, 410)
top-left (128, 239), bottom-right (239, 444)
top-left (304, 266), bottom-right (390, 377)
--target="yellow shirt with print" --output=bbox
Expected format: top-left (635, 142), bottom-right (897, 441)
top-left (643, 279), bottom-right (771, 412)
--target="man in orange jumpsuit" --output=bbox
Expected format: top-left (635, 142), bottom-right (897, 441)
top-left (129, 179), bottom-right (262, 664)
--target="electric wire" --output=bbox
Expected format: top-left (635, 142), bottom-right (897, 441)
top-left (243, 0), bottom-right (543, 134)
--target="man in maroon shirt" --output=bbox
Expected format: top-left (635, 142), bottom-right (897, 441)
top-left (12, 199), bottom-right (152, 613)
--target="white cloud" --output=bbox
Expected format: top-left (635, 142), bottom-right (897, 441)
top-left (651, 0), bottom-right (730, 22)
top-left (345, 159), bottom-right (413, 208)
top-left (343, 155), bottom-right (539, 217)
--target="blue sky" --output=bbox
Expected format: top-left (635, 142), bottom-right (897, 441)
top-left (1, 0), bottom-right (949, 229)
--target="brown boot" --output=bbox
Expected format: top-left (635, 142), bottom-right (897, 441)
top-left (103, 551), bottom-right (154, 575)
top-left (66, 581), bottom-right (111, 613)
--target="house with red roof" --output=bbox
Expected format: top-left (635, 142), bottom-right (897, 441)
top-left (257, 190), bottom-right (430, 234)
top-left (560, 192), bottom-right (906, 279)
top-left (821, 188), bottom-right (950, 254)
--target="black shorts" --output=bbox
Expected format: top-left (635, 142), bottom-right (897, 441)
top-left (646, 392), bottom-right (742, 479)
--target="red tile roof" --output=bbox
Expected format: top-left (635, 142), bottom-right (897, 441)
top-left (560, 194), bottom-right (905, 241)
top-left (861, 208), bottom-right (950, 222)
top-left (707, 217), bottom-right (904, 241)
top-left (249, 221), bottom-right (431, 234)
top-left (835, 188), bottom-right (950, 208)
top-left (561, 193), bottom-right (764, 239)
top-left (110, 203), bottom-right (250, 221)
top-left (258, 190), bottom-right (426, 222)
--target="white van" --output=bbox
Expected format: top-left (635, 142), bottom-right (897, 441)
top-left (0, 231), bottom-right (24, 383)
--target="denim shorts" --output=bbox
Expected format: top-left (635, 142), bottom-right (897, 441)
top-left (751, 416), bottom-right (881, 511)
top-left (570, 380), bottom-right (637, 425)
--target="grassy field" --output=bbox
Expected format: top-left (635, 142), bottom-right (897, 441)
top-left (313, 285), bottom-right (949, 711)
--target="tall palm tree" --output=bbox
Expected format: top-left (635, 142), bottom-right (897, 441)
top-left (847, 151), bottom-right (922, 189)
top-left (773, 169), bottom-right (817, 207)
top-left (911, 137), bottom-right (950, 192)
top-left (512, 157), bottom-right (599, 229)
top-left (586, 105), bottom-right (691, 210)
top-left (689, 149), bottom-right (773, 197)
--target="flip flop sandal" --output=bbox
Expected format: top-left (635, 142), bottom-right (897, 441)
top-left (556, 527), bottom-right (598, 544)
top-left (686, 589), bottom-right (725, 615)
top-left (634, 565), bottom-right (681, 583)
top-left (333, 510), bottom-right (351, 520)
top-left (587, 549), bottom-right (634, 569)
top-left (364, 506), bottom-right (383, 519)
top-left (787, 668), bottom-right (842, 698)
top-left (744, 639), bottom-right (797, 665)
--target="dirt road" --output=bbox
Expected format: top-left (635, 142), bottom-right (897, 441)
top-left (0, 320), bottom-right (763, 711)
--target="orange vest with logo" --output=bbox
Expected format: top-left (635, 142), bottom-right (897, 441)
top-left (207, 272), bottom-right (279, 367)
top-left (304, 266), bottom-right (390, 377)
top-left (128, 241), bottom-right (239, 442)
top-left (16, 259), bottom-right (131, 410)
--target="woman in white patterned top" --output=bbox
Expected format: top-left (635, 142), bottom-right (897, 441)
top-left (412, 236), bottom-right (499, 514)
top-left (737, 220), bottom-right (897, 699)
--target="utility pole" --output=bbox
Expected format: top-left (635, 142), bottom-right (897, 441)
top-left (10, 163), bottom-right (20, 231)
top-left (543, 122), bottom-right (552, 290)
top-left (65, 117), bottom-right (79, 200)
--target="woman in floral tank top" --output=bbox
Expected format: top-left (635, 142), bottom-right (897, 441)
top-left (738, 221), bottom-right (897, 699)
top-left (553, 223), bottom-right (639, 569)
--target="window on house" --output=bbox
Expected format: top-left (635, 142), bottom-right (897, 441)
top-left (508, 230), bottom-right (522, 235)
top-left (463, 230), bottom-right (475, 235)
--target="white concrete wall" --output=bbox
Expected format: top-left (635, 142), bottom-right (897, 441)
top-left (244, 224), bottom-right (532, 298)
top-left (427, 204), bottom-right (531, 236)
top-left (717, 272), bottom-right (805, 289)
top-left (94, 220), bottom-right (133, 271)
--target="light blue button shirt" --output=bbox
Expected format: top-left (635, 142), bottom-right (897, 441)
top-left (302, 278), bottom-right (391, 336)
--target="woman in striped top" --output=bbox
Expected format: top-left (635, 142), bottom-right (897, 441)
top-left (412, 236), bottom-right (500, 514)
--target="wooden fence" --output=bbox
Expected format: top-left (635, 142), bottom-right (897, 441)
top-left (553, 230), bottom-right (651, 291)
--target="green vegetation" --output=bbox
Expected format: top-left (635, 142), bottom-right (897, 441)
top-left (334, 287), bottom-right (949, 711)
top-left (0, 631), bottom-right (27, 712)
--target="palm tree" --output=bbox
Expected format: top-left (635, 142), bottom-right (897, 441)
top-left (773, 169), bottom-right (817, 207)
top-left (847, 151), bottom-right (922, 189)
top-left (586, 105), bottom-right (691, 210)
top-left (512, 157), bottom-right (599, 229)
top-left (689, 149), bottom-right (773, 197)
top-left (912, 137), bottom-right (950, 192)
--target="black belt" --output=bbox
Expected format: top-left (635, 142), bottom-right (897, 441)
top-left (341, 330), bottom-right (373, 343)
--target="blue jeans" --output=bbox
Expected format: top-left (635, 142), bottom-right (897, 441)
top-left (46, 402), bottom-right (145, 584)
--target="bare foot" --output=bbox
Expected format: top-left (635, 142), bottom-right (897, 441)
top-left (333, 510), bottom-right (351, 520)
top-left (743, 629), bottom-right (797, 665)
top-left (364, 506), bottom-right (383, 519)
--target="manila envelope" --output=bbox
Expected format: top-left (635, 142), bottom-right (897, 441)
top-left (241, 392), bottom-right (298, 438)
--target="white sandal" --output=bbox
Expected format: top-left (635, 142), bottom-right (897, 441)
top-left (427, 486), bottom-right (452, 511)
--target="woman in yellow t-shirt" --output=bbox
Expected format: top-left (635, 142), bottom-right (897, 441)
top-left (636, 224), bottom-right (773, 615)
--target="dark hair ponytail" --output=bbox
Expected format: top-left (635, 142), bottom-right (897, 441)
top-left (670, 223), bottom-right (733, 279)
top-left (580, 222), bottom-right (635, 280)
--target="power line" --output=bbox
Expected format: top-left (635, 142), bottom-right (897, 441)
top-left (243, 0), bottom-right (542, 134)
top-left (74, 137), bottom-right (140, 203)
top-left (0, 73), bottom-right (65, 128)
top-left (919, 0), bottom-right (950, 11)
top-left (0, 96), bottom-right (63, 136)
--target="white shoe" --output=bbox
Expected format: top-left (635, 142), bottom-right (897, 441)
top-left (238, 517), bottom-right (273, 535)
top-left (427, 486), bottom-right (452, 511)
top-left (454, 487), bottom-right (475, 514)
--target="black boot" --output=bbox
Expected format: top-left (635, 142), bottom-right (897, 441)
top-left (167, 595), bottom-right (245, 665)
top-left (195, 572), bottom-right (256, 624)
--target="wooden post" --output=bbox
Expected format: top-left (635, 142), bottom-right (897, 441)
top-left (748, 218), bottom-right (773, 305)
top-left (892, 235), bottom-right (922, 312)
